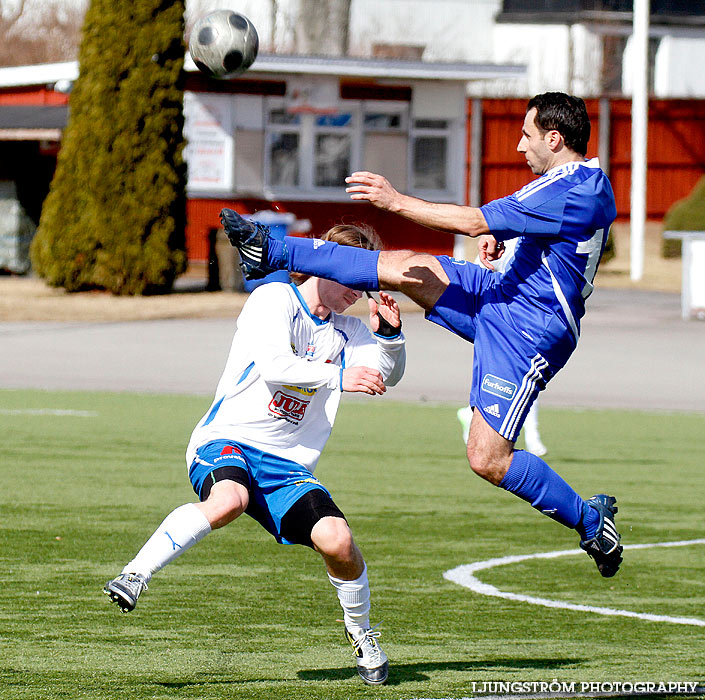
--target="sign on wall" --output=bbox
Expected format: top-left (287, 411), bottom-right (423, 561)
top-left (183, 92), bottom-right (234, 193)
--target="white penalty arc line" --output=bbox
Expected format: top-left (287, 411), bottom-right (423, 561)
top-left (443, 538), bottom-right (705, 627)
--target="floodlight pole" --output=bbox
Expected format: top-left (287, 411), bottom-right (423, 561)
top-left (630, 0), bottom-right (650, 282)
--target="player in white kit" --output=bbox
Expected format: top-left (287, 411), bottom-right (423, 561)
top-left (104, 223), bottom-right (405, 686)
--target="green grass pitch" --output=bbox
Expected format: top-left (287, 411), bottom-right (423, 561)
top-left (1, 388), bottom-right (704, 699)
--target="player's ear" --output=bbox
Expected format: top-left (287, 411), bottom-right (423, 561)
top-left (546, 129), bottom-right (563, 151)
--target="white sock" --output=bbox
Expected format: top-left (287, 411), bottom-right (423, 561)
top-left (122, 503), bottom-right (211, 582)
top-left (524, 402), bottom-right (540, 439)
top-left (328, 564), bottom-right (371, 634)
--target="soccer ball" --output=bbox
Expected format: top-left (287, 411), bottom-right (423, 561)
top-left (189, 10), bottom-right (259, 79)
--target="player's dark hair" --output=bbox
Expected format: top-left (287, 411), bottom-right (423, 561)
top-left (527, 92), bottom-right (590, 157)
top-left (291, 223), bottom-right (382, 285)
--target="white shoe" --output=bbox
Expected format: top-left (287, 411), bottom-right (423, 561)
top-left (345, 624), bottom-right (388, 685)
top-left (103, 573), bottom-right (148, 612)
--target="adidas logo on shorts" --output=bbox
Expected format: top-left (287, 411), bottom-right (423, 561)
top-left (485, 403), bottom-right (501, 418)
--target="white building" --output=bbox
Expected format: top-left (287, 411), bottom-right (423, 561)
top-left (187, 0), bottom-right (705, 98)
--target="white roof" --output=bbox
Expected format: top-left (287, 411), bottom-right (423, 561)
top-left (0, 54), bottom-right (525, 89)
top-left (184, 53), bottom-right (526, 81)
top-left (0, 61), bottom-right (79, 88)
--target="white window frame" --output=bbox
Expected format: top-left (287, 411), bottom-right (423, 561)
top-left (254, 95), bottom-right (460, 203)
top-left (264, 97), bottom-right (361, 201)
top-left (409, 117), bottom-right (457, 203)
top-left (362, 100), bottom-right (409, 133)
top-left (312, 111), bottom-right (357, 189)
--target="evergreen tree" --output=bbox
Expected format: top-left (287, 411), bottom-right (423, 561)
top-left (31, 0), bottom-right (187, 294)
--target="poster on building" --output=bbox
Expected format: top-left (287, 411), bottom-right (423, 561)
top-left (183, 92), bottom-right (234, 193)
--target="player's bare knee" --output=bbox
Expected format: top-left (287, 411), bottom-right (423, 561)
top-left (201, 481), bottom-right (248, 529)
top-left (378, 250), bottom-right (448, 309)
top-left (466, 442), bottom-right (507, 485)
top-left (311, 516), bottom-right (355, 562)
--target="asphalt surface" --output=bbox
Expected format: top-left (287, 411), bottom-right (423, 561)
top-left (1, 287), bottom-right (703, 413)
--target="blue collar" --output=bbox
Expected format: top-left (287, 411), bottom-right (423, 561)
top-left (290, 283), bottom-right (330, 325)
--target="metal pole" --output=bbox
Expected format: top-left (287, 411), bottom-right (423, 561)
top-left (455, 98), bottom-right (483, 260)
top-left (630, 0), bottom-right (650, 282)
top-left (598, 97), bottom-right (611, 175)
top-left (470, 98), bottom-right (483, 208)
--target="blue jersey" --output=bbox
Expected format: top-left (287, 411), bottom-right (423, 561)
top-left (480, 158), bottom-right (616, 340)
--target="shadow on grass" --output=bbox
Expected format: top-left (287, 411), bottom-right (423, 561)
top-left (297, 657), bottom-right (582, 685)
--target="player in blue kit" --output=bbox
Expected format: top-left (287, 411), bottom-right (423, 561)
top-left (220, 92), bottom-right (623, 577)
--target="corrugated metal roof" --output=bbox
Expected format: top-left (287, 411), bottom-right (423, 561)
top-left (0, 53), bottom-right (525, 90)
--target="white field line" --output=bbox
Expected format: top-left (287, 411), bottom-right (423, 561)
top-left (443, 539), bottom-right (705, 627)
top-left (0, 408), bottom-right (98, 417)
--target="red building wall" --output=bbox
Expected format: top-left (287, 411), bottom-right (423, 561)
top-left (186, 198), bottom-right (456, 262)
top-left (0, 86), bottom-right (69, 106)
top-left (476, 97), bottom-right (705, 222)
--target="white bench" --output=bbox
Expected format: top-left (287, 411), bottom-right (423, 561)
top-left (663, 231), bottom-right (705, 320)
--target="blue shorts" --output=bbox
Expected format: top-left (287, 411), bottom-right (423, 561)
top-left (426, 256), bottom-right (577, 441)
top-left (188, 440), bottom-right (333, 545)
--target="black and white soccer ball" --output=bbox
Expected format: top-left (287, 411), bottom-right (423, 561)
top-left (189, 10), bottom-right (259, 79)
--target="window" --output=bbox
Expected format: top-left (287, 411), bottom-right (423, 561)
top-left (364, 112), bottom-right (404, 131)
top-left (411, 119), bottom-right (450, 193)
top-left (362, 103), bottom-right (408, 190)
top-left (256, 96), bottom-right (457, 200)
top-left (270, 132), bottom-right (300, 187)
top-left (314, 113), bottom-right (352, 188)
top-left (265, 100), bottom-right (357, 195)
top-left (267, 108), bottom-right (301, 188)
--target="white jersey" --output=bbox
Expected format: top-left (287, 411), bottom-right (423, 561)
top-left (186, 282), bottom-right (406, 472)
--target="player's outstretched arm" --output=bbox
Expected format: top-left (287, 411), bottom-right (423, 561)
top-left (341, 366), bottom-right (386, 395)
top-left (345, 171), bottom-right (490, 238)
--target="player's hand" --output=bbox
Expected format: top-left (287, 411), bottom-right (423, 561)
top-left (345, 171), bottom-right (400, 211)
top-left (366, 292), bottom-right (401, 337)
top-left (342, 366), bottom-right (386, 395)
top-left (478, 235), bottom-right (505, 271)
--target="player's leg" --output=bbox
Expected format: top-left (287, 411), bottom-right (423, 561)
top-left (277, 489), bottom-right (388, 686)
top-left (376, 249), bottom-right (450, 310)
top-left (219, 208), bottom-right (449, 310)
top-left (104, 441), bottom-right (252, 612)
top-left (468, 409), bottom-right (583, 522)
top-left (312, 518), bottom-right (388, 685)
top-left (310, 516), bottom-right (368, 629)
top-left (467, 313), bottom-right (622, 576)
top-left (466, 409), bottom-right (621, 576)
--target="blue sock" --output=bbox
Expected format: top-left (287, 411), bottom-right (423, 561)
top-left (266, 237), bottom-right (380, 291)
top-left (499, 450), bottom-right (586, 532)
top-left (580, 502), bottom-right (600, 541)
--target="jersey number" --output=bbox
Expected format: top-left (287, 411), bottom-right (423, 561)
top-left (577, 228), bottom-right (605, 299)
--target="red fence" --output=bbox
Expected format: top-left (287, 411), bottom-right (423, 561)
top-left (474, 97), bottom-right (705, 221)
